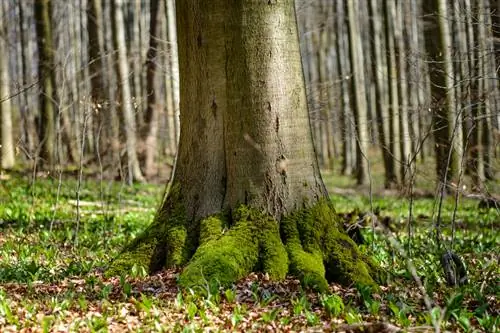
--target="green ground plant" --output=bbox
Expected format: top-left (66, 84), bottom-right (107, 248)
top-left (0, 175), bottom-right (498, 331)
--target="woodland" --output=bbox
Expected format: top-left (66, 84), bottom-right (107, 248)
top-left (0, 0), bottom-right (499, 332)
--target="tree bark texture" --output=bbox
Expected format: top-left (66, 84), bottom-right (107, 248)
top-left (0, 1), bottom-right (15, 169)
top-left (108, 0), bottom-right (378, 292)
top-left (34, 0), bottom-right (56, 168)
top-left (423, 0), bottom-right (456, 187)
top-left (112, 0), bottom-right (145, 183)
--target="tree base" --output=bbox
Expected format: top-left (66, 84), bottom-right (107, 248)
top-left (106, 195), bottom-right (379, 292)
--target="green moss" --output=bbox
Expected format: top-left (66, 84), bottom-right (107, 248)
top-left (178, 216), bottom-right (259, 289)
top-left (107, 194), bottom-right (378, 292)
top-left (281, 210), bottom-right (328, 292)
top-left (178, 205), bottom-right (291, 289)
top-left (281, 199), bottom-right (377, 290)
top-left (105, 184), bottom-right (188, 277)
top-left (199, 215), bottom-right (225, 245)
top-left (257, 215), bottom-right (288, 280)
top-left (105, 233), bottom-right (157, 278)
top-left (323, 231), bottom-right (377, 289)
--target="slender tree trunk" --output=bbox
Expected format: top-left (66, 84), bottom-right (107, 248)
top-left (336, 1), bottom-right (355, 176)
top-left (384, 0), bottom-right (400, 186)
top-left (369, 0), bottom-right (396, 188)
top-left (394, 0), bottom-right (412, 185)
top-left (141, 0), bottom-right (161, 178)
top-left (347, 0), bottom-right (369, 185)
top-left (88, 0), bottom-right (108, 159)
top-left (0, 1), bottom-right (15, 169)
top-left (423, 0), bottom-right (456, 187)
top-left (34, 0), bottom-right (56, 168)
top-left (112, 0), bottom-right (145, 183)
top-left (165, 0), bottom-right (179, 149)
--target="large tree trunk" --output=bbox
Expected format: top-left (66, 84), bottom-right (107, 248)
top-left (108, 0), bottom-right (377, 292)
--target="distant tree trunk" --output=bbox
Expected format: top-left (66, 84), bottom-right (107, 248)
top-left (34, 0), bottom-right (56, 168)
top-left (112, 0), bottom-right (145, 183)
top-left (394, 1), bottom-right (412, 185)
top-left (336, 1), bottom-right (355, 176)
top-left (384, 0), bottom-right (400, 186)
top-left (408, 0), bottom-right (425, 162)
top-left (87, 0), bottom-right (107, 158)
top-left (481, 0), bottom-right (497, 179)
top-left (423, 0), bottom-right (456, 187)
top-left (0, 1), bottom-right (15, 169)
top-left (141, 0), bottom-right (161, 178)
top-left (17, 0), bottom-right (37, 156)
top-left (347, 0), bottom-right (369, 185)
top-left (165, 0), bottom-right (179, 150)
top-left (369, 0), bottom-right (396, 188)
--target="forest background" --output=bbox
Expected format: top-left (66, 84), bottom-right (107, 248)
top-left (0, 0), bottom-right (498, 332)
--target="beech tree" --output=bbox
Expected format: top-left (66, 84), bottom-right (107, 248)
top-left (108, 0), bottom-right (377, 291)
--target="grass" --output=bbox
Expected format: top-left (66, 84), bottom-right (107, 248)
top-left (0, 172), bottom-right (498, 332)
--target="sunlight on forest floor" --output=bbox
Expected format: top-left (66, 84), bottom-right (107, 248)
top-left (0, 172), bottom-right (498, 332)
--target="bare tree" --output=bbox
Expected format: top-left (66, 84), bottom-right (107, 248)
top-left (0, 1), bottom-right (15, 169)
top-left (112, 0), bottom-right (145, 183)
top-left (34, 0), bottom-right (56, 168)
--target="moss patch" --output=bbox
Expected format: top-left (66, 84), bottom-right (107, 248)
top-left (178, 206), bottom-right (289, 289)
top-left (106, 185), bottom-right (189, 277)
top-left (282, 199), bottom-right (377, 290)
top-left (178, 208), bottom-right (259, 289)
top-left (107, 196), bottom-right (378, 292)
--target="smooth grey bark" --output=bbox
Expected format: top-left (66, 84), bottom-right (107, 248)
top-left (171, 0), bottom-right (327, 221)
top-left (423, 0), bottom-right (456, 186)
top-left (347, 0), bottom-right (369, 185)
top-left (112, 0), bottom-right (145, 183)
top-left (369, 0), bottom-right (396, 188)
top-left (336, 1), bottom-right (355, 176)
top-left (34, 0), bottom-right (56, 168)
top-left (394, 0), bottom-right (412, 184)
top-left (0, 1), bottom-right (15, 169)
top-left (384, 0), bottom-right (401, 185)
top-left (165, 0), bottom-right (179, 148)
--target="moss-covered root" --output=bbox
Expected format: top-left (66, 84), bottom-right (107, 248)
top-left (178, 206), bottom-right (288, 290)
top-left (105, 186), bottom-right (189, 277)
top-left (105, 227), bottom-right (160, 277)
top-left (282, 199), bottom-right (377, 290)
top-left (323, 231), bottom-right (376, 288)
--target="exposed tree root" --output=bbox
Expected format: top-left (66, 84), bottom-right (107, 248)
top-left (107, 197), bottom-right (379, 292)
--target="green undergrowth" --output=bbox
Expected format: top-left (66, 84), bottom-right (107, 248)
top-left (0, 175), bottom-right (498, 332)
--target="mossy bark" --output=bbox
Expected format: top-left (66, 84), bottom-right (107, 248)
top-left (107, 196), bottom-right (378, 292)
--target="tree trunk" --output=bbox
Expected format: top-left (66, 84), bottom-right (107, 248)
top-left (369, 0), bottom-right (396, 188)
top-left (108, 0), bottom-right (377, 292)
top-left (0, 0), bottom-right (15, 169)
top-left (347, 0), bottom-right (370, 185)
top-left (423, 0), bottom-right (456, 188)
top-left (34, 0), bottom-right (56, 168)
top-left (384, 0), bottom-right (400, 186)
top-left (112, 0), bottom-right (145, 183)
top-left (394, 0), bottom-right (412, 185)
top-left (336, 1), bottom-right (355, 176)
top-left (141, 0), bottom-right (161, 179)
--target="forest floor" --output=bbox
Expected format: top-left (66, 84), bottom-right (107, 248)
top-left (0, 172), bottom-right (498, 332)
